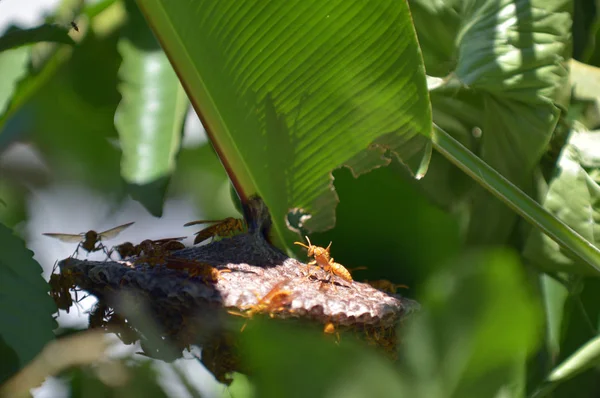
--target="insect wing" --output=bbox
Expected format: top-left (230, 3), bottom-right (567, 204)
top-left (193, 224), bottom-right (222, 245)
top-left (98, 222), bottom-right (135, 240)
top-left (258, 279), bottom-right (291, 305)
top-left (151, 237), bottom-right (187, 245)
top-left (42, 232), bottom-right (85, 243)
top-left (184, 219), bottom-right (223, 227)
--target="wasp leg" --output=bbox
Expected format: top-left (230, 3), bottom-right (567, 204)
top-left (306, 260), bottom-right (319, 278)
top-left (97, 243), bottom-right (112, 259)
top-left (71, 243), bottom-right (82, 259)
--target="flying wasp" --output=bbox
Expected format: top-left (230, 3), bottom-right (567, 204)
top-left (43, 222), bottom-right (134, 258)
top-left (70, 21), bottom-right (79, 32)
top-left (184, 217), bottom-right (245, 245)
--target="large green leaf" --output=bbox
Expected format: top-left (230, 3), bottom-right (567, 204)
top-left (115, 0), bottom-right (187, 216)
top-left (240, 320), bottom-right (406, 398)
top-left (411, 0), bottom-right (571, 244)
top-left (135, 0), bottom-right (432, 247)
top-left (0, 48), bottom-right (29, 116)
top-left (0, 25), bottom-right (74, 53)
top-left (524, 127), bottom-right (600, 275)
top-left (0, 223), bottom-right (56, 383)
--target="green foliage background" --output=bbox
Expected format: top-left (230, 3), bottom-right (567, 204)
top-left (2, 0), bottom-right (600, 397)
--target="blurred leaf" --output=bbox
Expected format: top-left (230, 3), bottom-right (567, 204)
top-left (549, 277), bottom-right (600, 397)
top-left (0, 44), bottom-right (73, 142)
top-left (0, 334), bottom-right (19, 386)
top-left (0, 25), bottom-right (75, 53)
top-left (408, 0), bottom-right (461, 77)
top-left (0, 0), bottom-right (123, 144)
top-left (70, 360), bottom-right (169, 398)
top-left (398, 249), bottom-right (542, 398)
top-left (225, 373), bottom-right (255, 398)
top-left (0, 223), bottom-right (56, 383)
top-left (541, 274), bottom-right (570, 363)
top-left (570, 59), bottom-right (600, 129)
top-left (172, 143), bottom-right (239, 217)
top-left (0, 48), bottom-right (29, 115)
top-left (115, 0), bottom-right (187, 216)
top-left (28, 27), bottom-right (123, 192)
top-left (524, 127), bottom-right (600, 275)
top-left (573, 0), bottom-right (597, 61)
top-left (533, 333), bottom-right (600, 398)
top-left (240, 320), bottom-right (406, 398)
top-left (411, 0), bottom-right (570, 244)
top-left (136, 0), bottom-right (432, 248)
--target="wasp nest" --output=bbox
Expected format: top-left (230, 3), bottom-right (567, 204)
top-left (52, 197), bottom-right (419, 384)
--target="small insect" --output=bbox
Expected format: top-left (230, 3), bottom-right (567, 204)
top-left (295, 236), bottom-right (352, 283)
top-left (366, 279), bottom-right (409, 294)
top-left (323, 322), bottom-right (340, 344)
top-left (88, 303), bottom-right (110, 329)
top-left (70, 21), bottom-right (79, 32)
top-left (229, 279), bottom-right (293, 331)
top-left (322, 261), bottom-right (353, 283)
top-left (43, 222), bottom-right (134, 258)
top-left (48, 267), bottom-right (79, 313)
top-left (116, 237), bottom-right (185, 262)
top-left (184, 217), bottom-right (245, 245)
top-left (364, 325), bottom-right (397, 359)
top-left (294, 236), bottom-right (332, 269)
top-left (163, 257), bottom-right (230, 283)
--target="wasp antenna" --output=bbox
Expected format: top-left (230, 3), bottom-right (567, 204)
top-left (305, 236), bottom-right (312, 246)
top-left (325, 241), bottom-right (332, 251)
top-left (294, 241), bottom-right (310, 249)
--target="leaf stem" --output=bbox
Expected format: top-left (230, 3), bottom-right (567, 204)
top-left (432, 124), bottom-right (600, 274)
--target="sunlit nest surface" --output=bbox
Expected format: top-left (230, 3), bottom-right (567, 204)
top-left (54, 197), bottom-right (419, 383)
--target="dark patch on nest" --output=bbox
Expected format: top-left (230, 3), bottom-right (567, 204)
top-left (53, 196), bottom-right (419, 384)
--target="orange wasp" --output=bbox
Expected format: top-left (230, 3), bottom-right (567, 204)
top-left (366, 279), bottom-right (409, 294)
top-left (43, 222), bottom-right (134, 258)
top-left (163, 257), bottom-right (230, 283)
top-left (184, 217), bottom-right (245, 245)
top-left (229, 279), bottom-right (293, 331)
top-left (294, 236), bottom-right (353, 283)
top-left (324, 322), bottom-right (341, 344)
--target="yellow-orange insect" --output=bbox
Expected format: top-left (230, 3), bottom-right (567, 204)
top-left (366, 279), bottom-right (409, 294)
top-left (294, 236), bottom-right (332, 270)
top-left (163, 257), bottom-right (230, 283)
top-left (294, 236), bottom-right (353, 283)
top-left (229, 279), bottom-right (293, 331)
top-left (184, 217), bottom-right (245, 245)
top-left (323, 322), bottom-right (341, 343)
top-left (43, 222), bottom-right (134, 258)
